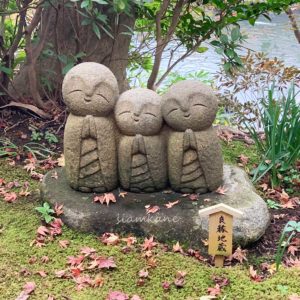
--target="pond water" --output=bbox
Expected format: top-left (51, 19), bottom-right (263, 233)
top-left (161, 10), bottom-right (300, 78)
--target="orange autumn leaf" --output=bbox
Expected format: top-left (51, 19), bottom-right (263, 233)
top-left (164, 200), bottom-right (180, 208)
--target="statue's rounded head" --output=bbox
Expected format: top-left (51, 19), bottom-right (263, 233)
top-left (115, 88), bottom-right (163, 136)
top-left (62, 62), bottom-right (119, 116)
top-left (162, 80), bottom-right (218, 131)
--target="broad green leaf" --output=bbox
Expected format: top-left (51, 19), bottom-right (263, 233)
top-left (231, 27), bottom-right (240, 42)
top-left (223, 62), bottom-right (231, 72)
top-left (248, 17), bottom-right (256, 26)
top-left (196, 47), bottom-right (208, 53)
top-left (62, 62), bottom-right (75, 75)
top-left (81, 18), bottom-right (92, 25)
top-left (81, 0), bottom-right (90, 9)
top-left (220, 34), bottom-right (228, 44)
top-left (92, 23), bottom-right (101, 39)
top-left (0, 65), bottom-right (12, 75)
top-left (210, 40), bottom-right (221, 47)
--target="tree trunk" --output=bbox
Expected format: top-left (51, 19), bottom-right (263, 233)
top-left (10, 2), bottom-right (135, 103)
top-left (286, 7), bottom-right (300, 44)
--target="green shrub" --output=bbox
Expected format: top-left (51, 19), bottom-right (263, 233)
top-left (246, 84), bottom-right (300, 187)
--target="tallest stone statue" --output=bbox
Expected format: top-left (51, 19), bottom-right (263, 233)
top-left (62, 62), bottom-right (119, 192)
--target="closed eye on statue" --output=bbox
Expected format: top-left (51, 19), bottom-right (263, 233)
top-left (118, 111), bottom-right (131, 116)
top-left (193, 103), bottom-right (207, 107)
top-left (96, 93), bottom-right (109, 103)
top-left (167, 108), bottom-right (179, 115)
top-left (144, 112), bottom-right (157, 118)
top-left (67, 89), bottom-right (82, 95)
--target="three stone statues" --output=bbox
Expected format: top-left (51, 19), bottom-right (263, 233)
top-left (62, 62), bottom-right (223, 194)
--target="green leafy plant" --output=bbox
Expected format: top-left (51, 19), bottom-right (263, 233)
top-left (275, 221), bottom-right (300, 271)
top-left (35, 202), bottom-right (55, 224)
top-left (245, 84), bottom-right (300, 187)
top-left (0, 138), bottom-right (18, 157)
top-left (282, 168), bottom-right (300, 194)
top-left (266, 199), bottom-right (281, 210)
top-left (276, 285), bottom-right (289, 295)
top-left (211, 26), bottom-right (246, 75)
top-left (44, 131), bottom-right (59, 144)
top-left (0, 138), bottom-right (54, 160)
top-left (30, 129), bottom-right (43, 142)
top-left (23, 143), bottom-right (55, 159)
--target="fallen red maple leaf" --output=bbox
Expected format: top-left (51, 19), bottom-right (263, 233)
top-left (285, 257), bottom-right (300, 268)
top-left (173, 241), bottom-right (183, 253)
top-left (279, 189), bottom-right (290, 204)
top-left (106, 291), bottom-right (129, 300)
top-left (16, 281), bottom-right (36, 300)
top-left (249, 265), bottom-right (263, 282)
top-left (93, 274), bottom-right (105, 287)
top-left (4, 192), bottom-right (17, 203)
top-left (55, 269), bottom-right (69, 278)
top-left (121, 236), bottom-right (137, 246)
top-left (67, 255), bottom-right (85, 266)
top-left (162, 281), bottom-right (171, 291)
top-left (37, 226), bottom-right (49, 236)
top-left (89, 256), bottom-right (116, 269)
top-left (119, 191), bottom-right (127, 198)
top-left (101, 232), bottom-right (120, 245)
top-left (281, 200), bottom-right (296, 209)
top-left (138, 269), bottom-right (149, 278)
top-left (207, 284), bottom-right (221, 296)
top-left (212, 275), bottom-right (230, 288)
top-left (164, 200), bottom-right (180, 208)
top-left (231, 247), bottom-right (248, 263)
top-left (36, 270), bottom-right (47, 278)
top-left (215, 186), bottom-right (228, 195)
top-left (58, 240), bottom-right (70, 248)
top-left (54, 203), bottom-right (64, 216)
top-left (174, 270), bottom-right (187, 288)
top-left (145, 205), bottom-right (160, 214)
top-left (94, 193), bottom-right (116, 206)
top-left (74, 274), bottom-right (93, 291)
top-left (19, 188), bottom-right (31, 197)
top-left (80, 246), bottom-right (96, 257)
top-left (141, 236), bottom-right (157, 251)
top-left (238, 154), bottom-right (249, 166)
top-left (41, 256), bottom-right (49, 263)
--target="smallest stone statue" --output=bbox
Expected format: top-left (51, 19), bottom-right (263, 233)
top-left (115, 88), bottom-right (167, 192)
top-left (162, 80), bottom-right (223, 194)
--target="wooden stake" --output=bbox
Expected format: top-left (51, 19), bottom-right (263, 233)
top-left (214, 255), bottom-right (224, 267)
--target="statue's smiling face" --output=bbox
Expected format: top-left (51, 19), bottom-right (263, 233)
top-left (115, 88), bottom-right (163, 136)
top-left (162, 80), bottom-right (218, 131)
top-left (62, 63), bottom-right (119, 116)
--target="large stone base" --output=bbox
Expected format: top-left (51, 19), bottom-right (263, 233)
top-left (40, 165), bottom-right (270, 250)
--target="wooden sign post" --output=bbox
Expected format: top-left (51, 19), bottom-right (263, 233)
top-left (199, 203), bottom-right (243, 267)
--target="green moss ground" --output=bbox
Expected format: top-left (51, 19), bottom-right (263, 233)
top-left (0, 143), bottom-right (299, 300)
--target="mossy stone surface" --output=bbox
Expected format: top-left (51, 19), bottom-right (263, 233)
top-left (41, 165), bottom-right (270, 250)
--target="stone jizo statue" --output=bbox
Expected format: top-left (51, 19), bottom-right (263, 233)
top-left (162, 80), bottom-right (223, 193)
top-left (115, 88), bottom-right (167, 192)
top-left (62, 62), bottom-right (119, 192)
